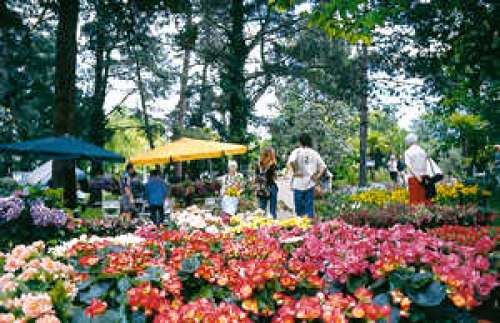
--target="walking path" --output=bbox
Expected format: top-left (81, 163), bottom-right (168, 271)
top-left (276, 178), bottom-right (294, 219)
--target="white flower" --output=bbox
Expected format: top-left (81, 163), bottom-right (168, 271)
top-left (205, 225), bottom-right (219, 234)
top-left (279, 236), bottom-right (304, 244)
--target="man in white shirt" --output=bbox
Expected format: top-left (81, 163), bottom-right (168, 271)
top-left (286, 133), bottom-right (326, 218)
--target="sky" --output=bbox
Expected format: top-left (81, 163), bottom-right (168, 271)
top-left (103, 71), bottom-right (428, 138)
top-left (102, 8), bottom-right (433, 138)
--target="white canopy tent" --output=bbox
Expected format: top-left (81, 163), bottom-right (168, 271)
top-left (23, 161), bottom-right (86, 186)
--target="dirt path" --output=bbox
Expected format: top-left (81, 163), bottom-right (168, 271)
top-left (276, 178), bottom-right (294, 219)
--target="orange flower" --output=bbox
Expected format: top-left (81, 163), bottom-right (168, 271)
top-left (306, 275), bottom-right (324, 289)
top-left (351, 305), bottom-right (365, 318)
top-left (242, 299), bottom-right (258, 314)
top-left (354, 287), bottom-right (373, 303)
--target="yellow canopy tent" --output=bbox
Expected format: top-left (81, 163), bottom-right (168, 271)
top-left (129, 137), bottom-right (247, 166)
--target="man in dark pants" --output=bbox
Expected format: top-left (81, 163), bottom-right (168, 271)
top-left (145, 169), bottom-right (168, 225)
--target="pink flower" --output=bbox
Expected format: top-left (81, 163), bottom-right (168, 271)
top-left (3, 257), bottom-right (25, 272)
top-left (20, 293), bottom-right (54, 319)
top-left (0, 313), bottom-right (15, 323)
top-left (10, 245), bottom-right (35, 261)
top-left (474, 255), bottom-right (489, 271)
top-left (0, 273), bottom-right (17, 293)
top-left (18, 268), bottom-right (39, 282)
top-left (35, 315), bottom-right (60, 323)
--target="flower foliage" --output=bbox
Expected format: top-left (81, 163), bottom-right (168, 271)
top-left (0, 196), bottom-right (23, 222)
top-left (427, 225), bottom-right (499, 247)
top-left (0, 242), bottom-right (77, 322)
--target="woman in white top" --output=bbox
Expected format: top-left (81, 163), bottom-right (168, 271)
top-left (404, 134), bottom-right (431, 206)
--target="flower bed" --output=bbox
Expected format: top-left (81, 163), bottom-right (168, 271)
top-left (1, 219), bottom-right (497, 322)
top-left (348, 182), bottom-right (489, 208)
top-left (0, 193), bottom-right (148, 252)
top-left (426, 225), bottom-right (500, 247)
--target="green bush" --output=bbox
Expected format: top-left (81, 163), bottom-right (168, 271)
top-left (0, 177), bottom-right (19, 197)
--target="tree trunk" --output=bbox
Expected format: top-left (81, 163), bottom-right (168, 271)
top-left (358, 45), bottom-right (368, 187)
top-left (90, 0), bottom-right (108, 175)
top-left (134, 59), bottom-right (154, 149)
top-left (226, 0), bottom-right (249, 143)
top-left (53, 0), bottom-right (79, 208)
top-left (127, 3), bottom-right (154, 149)
top-left (174, 10), bottom-right (193, 180)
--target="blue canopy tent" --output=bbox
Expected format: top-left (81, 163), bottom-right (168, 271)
top-left (0, 135), bottom-right (124, 162)
top-left (0, 135), bottom-right (124, 207)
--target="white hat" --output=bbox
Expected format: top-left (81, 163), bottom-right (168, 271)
top-left (405, 133), bottom-right (418, 146)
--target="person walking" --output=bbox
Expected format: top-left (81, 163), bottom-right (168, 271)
top-left (404, 134), bottom-right (431, 206)
top-left (145, 169), bottom-right (168, 225)
top-left (120, 163), bottom-right (136, 214)
top-left (387, 154), bottom-right (398, 184)
top-left (255, 147), bottom-right (278, 218)
top-left (287, 133), bottom-right (326, 218)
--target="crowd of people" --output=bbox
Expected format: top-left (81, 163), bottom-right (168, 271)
top-left (113, 132), bottom-right (497, 225)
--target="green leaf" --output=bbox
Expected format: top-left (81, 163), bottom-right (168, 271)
top-left (409, 272), bottom-right (433, 289)
top-left (346, 274), bottom-right (369, 294)
top-left (180, 256), bottom-right (201, 274)
top-left (406, 281), bottom-right (446, 307)
top-left (78, 281), bottom-right (112, 304)
top-left (130, 312), bottom-right (146, 323)
top-left (117, 277), bottom-right (131, 293)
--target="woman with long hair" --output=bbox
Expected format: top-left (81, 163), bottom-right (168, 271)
top-left (255, 147), bottom-right (279, 218)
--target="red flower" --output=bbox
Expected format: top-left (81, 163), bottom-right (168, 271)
top-left (79, 255), bottom-right (99, 267)
top-left (85, 299), bottom-right (107, 318)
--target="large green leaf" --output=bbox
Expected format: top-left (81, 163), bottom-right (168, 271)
top-left (406, 281), bottom-right (446, 307)
top-left (78, 281), bottom-right (112, 305)
top-left (346, 274), bottom-right (369, 294)
top-left (71, 307), bottom-right (121, 323)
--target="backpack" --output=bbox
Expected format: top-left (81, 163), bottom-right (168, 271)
top-left (397, 160), bottom-right (406, 172)
top-left (255, 164), bottom-right (270, 198)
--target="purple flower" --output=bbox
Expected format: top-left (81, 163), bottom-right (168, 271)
top-left (0, 197), bottom-right (24, 221)
top-left (30, 200), bottom-right (67, 227)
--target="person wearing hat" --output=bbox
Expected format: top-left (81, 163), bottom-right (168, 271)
top-left (404, 134), bottom-right (431, 206)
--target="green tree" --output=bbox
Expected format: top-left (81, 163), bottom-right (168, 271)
top-left (270, 81), bottom-right (356, 169)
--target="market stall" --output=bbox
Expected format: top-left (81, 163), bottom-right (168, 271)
top-left (129, 137), bottom-right (247, 165)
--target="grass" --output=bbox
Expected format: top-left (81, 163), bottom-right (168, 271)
top-left (80, 207), bottom-right (104, 220)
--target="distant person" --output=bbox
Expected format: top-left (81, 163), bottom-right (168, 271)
top-left (287, 133), bottom-right (326, 218)
top-left (145, 169), bottom-right (168, 225)
top-left (120, 163), bottom-right (136, 214)
top-left (387, 154), bottom-right (398, 184)
top-left (255, 147), bottom-right (278, 218)
top-left (89, 169), bottom-right (104, 205)
top-left (495, 145), bottom-right (500, 188)
top-left (320, 169), bottom-right (333, 194)
top-left (404, 134), bottom-right (431, 206)
top-left (397, 154), bottom-right (406, 186)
